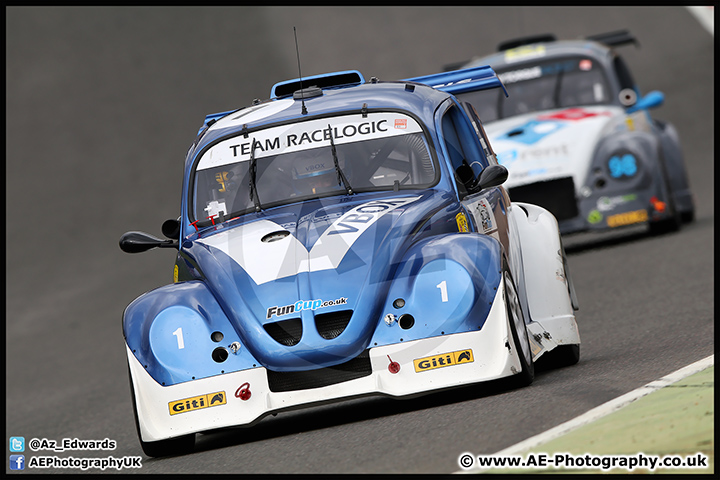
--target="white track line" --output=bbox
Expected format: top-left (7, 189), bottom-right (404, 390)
top-left (457, 354), bottom-right (714, 473)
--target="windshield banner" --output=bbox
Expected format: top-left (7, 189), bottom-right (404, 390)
top-left (197, 113), bottom-right (423, 171)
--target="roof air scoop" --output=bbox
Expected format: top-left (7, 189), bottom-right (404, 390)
top-left (272, 70), bottom-right (365, 98)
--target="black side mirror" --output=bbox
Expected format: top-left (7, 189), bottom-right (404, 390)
top-left (455, 164), bottom-right (480, 193)
top-left (119, 231), bottom-right (177, 253)
top-left (478, 164), bottom-right (508, 190)
top-left (162, 218), bottom-right (181, 240)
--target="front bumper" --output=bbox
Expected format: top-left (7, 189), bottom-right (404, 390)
top-left (559, 188), bottom-right (673, 235)
top-left (128, 284), bottom-right (522, 442)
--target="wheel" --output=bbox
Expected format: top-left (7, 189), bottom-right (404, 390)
top-left (537, 344), bottom-right (580, 370)
top-left (649, 161), bottom-right (682, 235)
top-left (680, 208), bottom-right (695, 224)
top-left (503, 265), bottom-right (534, 387)
top-left (648, 206), bottom-right (681, 235)
top-left (128, 364), bottom-right (195, 458)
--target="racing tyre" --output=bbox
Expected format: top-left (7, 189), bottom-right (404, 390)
top-left (680, 208), bottom-right (695, 224)
top-left (128, 365), bottom-right (195, 458)
top-left (649, 166), bottom-right (682, 235)
top-left (648, 207), bottom-right (681, 235)
top-left (503, 264), bottom-right (534, 388)
top-left (537, 344), bottom-right (580, 370)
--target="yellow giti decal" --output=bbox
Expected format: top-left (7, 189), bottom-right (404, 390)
top-left (173, 265), bottom-right (179, 283)
top-left (607, 209), bottom-right (648, 228)
top-left (413, 349), bottom-right (474, 373)
top-left (456, 212), bottom-right (469, 232)
top-left (168, 391), bottom-right (227, 416)
top-left (504, 44), bottom-right (546, 62)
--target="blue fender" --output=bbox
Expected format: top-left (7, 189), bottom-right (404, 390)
top-left (123, 281), bottom-right (260, 386)
top-left (370, 232), bottom-right (503, 347)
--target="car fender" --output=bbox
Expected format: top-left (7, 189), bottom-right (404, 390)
top-left (588, 129), bottom-right (667, 195)
top-left (654, 119), bottom-right (694, 216)
top-left (509, 202), bottom-right (580, 351)
top-left (123, 281), bottom-right (260, 386)
top-left (370, 232), bottom-right (503, 347)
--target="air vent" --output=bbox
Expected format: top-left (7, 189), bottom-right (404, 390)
top-left (264, 318), bottom-right (303, 346)
top-left (261, 230), bottom-right (290, 243)
top-left (271, 70), bottom-right (365, 98)
top-left (267, 350), bottom-right (371, 392)
top-left (315, 310), bottom-right (353, 340)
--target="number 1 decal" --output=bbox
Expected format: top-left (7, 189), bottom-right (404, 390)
top-left (173, 327), bottom-right (185, 349)
top-left (436, 280), bottom-right (449, 303)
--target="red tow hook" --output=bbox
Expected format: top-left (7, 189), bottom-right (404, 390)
top-left (235, 382), bottom-right (252, 401)
top-left (387, 355), bottom-right (400, 374)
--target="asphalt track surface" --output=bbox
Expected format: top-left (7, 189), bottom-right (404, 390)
top-left (6, 6), bottom-right (714, 474)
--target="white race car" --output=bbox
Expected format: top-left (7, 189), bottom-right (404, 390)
top-left (413, 30), bottom-right (695, 235)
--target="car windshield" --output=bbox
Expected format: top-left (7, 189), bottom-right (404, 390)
top-left (192, 112), bottom-right (436, 223)
top-left (456, 56), bottom-right (612, 122)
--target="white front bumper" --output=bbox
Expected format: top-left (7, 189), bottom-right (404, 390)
top-left (129, 284), bottom-right (523, 442)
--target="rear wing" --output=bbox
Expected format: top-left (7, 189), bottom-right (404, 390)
top-left (403, 65), bottom-right (508, 97)
top-left (586, 30), bottom-right (639, 48)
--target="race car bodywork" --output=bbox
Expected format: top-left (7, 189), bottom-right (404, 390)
top-left (119, 67), bottom-right (580, 457)
top-left (409, 31), bottom-right (694, 235)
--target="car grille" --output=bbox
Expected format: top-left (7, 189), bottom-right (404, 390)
top-left (315, 310), bottom-right (353, 339)
top-left (508, 177), bottom-right (579, 221)
top-left (264, 318), bottom-right (303, 346)
top-left (266, 350), bottom-right (372, 392)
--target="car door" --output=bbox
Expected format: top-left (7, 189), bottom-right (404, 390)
top-left (438, 101), bottom-right (511, 253)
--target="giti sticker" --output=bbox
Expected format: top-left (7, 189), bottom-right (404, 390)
top-left (414, 349), bottom-right (474, 373)
top-left (173, 265), bottom-right (179, 283)
top-left (456, 212), bottom-right (469, 232)
top-left (168, 391), bottom-right (227, 416)
top-left (607, 209), bottom-right (648, 228)
top-left (504, 44), bottom-right (546, 63)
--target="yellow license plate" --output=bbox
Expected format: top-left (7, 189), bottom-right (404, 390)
top-left (413, 349), bottom-right (474, 373)
top-left (607, 209), bottom-right (648, 228)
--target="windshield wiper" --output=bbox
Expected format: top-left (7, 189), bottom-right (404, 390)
top-left (248, 140), bottom-right (262, 211)
top-left (327, 124), bottom-right (353, 195)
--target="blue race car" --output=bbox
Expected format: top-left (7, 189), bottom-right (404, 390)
top-left (119, 67), bottom-right (580, 457)
top-left (414, 31), bottom-right (695, 235)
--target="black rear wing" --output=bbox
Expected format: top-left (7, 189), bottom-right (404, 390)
top-left (494, 30), bottom-right (638, 52)
top-left (497, 34), bottom-right (557, 51)
top-left (586, 30), bottom-right (639, 48)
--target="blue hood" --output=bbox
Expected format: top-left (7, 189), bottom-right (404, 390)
top-left (188, 190), bottom-right (457, 371)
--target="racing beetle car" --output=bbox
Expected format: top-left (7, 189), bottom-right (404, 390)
top-left (420, 30), bottom-right (695, 235)
top-left (119, 67), bottom-right (580, 457)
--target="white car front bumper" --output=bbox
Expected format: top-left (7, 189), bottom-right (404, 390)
top-left (128, 282), bottom-right (524, 442)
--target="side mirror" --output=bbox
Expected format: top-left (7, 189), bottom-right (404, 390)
top-left (162, 218), bottom-right (181, 240)
top-left (627, 90), bottom-right (664, 113)
top-left (119, 231), bottom-right (177, 253)
top-left (455, 164), bottom-right (480, 193)
top-left (478, 164), bottom-right (508, 190)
